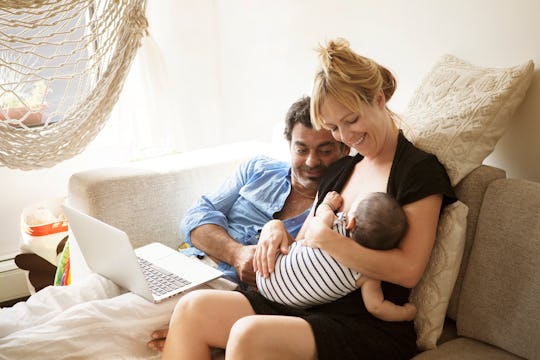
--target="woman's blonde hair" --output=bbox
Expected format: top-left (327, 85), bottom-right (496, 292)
top-left (310, 38), bottom-right (397, 130)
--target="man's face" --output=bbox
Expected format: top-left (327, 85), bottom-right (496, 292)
top-left (289, 123), bottom-right (348, 190)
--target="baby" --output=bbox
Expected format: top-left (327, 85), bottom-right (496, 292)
top-left (256, 191), bottom-right (416, 321)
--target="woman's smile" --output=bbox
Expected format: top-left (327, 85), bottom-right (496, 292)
top-left (352, 133), bottom-right (366, 147)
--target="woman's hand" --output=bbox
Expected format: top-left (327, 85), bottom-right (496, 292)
top-left (302, 216), bottom-right (336, 249)
top-left (253, 220), bottom-right (291, 278)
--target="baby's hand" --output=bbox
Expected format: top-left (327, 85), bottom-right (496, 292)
top-left (321, 191), bottom-right (342, 212)
top-left (403, 302), bottom-right (417, 321)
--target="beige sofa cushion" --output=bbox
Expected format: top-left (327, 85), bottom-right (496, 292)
top-left (457, 179), bottom-right (540, 360)
top-left (448, 165), bottom-right (506, 320)
top-left (413, 338), bottom-right (523, 360)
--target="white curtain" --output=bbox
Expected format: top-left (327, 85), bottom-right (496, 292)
top-left (111, 34), bottom-right (185, 159)
top-left (99, 0), bottom-right (224, 160)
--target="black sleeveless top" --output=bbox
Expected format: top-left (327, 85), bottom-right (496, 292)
top-left (315, 131), bottom-right (456, 311)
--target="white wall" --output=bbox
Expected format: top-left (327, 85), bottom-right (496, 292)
top-left (215, 0), bottom-right (540, 180)
top-left (1, 0), bottom-right (539, 258)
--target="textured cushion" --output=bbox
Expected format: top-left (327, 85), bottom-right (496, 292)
top-left (410, 200), bottom-right (468, 350)
top-left (457, 179), bottom-right (540, 359)
top-left (402, 54), bottom-right (534, 186)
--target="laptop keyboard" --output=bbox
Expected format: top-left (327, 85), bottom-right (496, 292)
top-left (137, 257), bottom-right (192, 296)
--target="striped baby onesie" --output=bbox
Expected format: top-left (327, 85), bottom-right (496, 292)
top-left (256, 212), bottom-right (361, 309)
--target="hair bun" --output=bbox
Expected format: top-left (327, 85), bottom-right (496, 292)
top-left (318, 38), bottom-right (350, 71)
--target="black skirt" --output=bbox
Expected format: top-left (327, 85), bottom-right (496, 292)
top-left (239, 288), bottom-right (418, 360)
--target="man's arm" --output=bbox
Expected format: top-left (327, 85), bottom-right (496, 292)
top-left (191, 224), bottom-right (257, 287)
top-left (180, 157), bottom-right (274, 286)
top-left (360, 278), bottom-right (417, 322)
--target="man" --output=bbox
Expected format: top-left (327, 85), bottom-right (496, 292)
top-left (148, 96), bottom-right (348, 350)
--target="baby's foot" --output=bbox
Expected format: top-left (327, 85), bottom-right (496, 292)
top-left (147, 328), bottom-right (169, 352)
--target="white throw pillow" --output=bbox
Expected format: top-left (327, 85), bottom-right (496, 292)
top-left (410, 200), bottom-right (468, 350)
top-left (402, 54), bottom-right (534, 186)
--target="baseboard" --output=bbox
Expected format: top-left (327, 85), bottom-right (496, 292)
top-left (0, 258), bottom-right (31, 303)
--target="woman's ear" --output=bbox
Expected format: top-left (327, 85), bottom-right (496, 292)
top-left (374, 89), bottom-right (386, 109)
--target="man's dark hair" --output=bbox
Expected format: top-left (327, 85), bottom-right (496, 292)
top-left (283, 96), bottom-right (312, 142)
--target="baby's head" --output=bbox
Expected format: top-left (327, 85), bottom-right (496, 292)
top-left (347, 192), bottom-right (407, 250)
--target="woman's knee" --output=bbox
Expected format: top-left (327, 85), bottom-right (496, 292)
top-left (171, 289), bottom-right (215, 323)
top-left (227, 316), bottom-right (263, 356)
top-left (229, 316), bottom-right (260, 341)
top-left (227, 316), bottom-right (270, 356)
top-left (227, 316), bottom-right (317, 360)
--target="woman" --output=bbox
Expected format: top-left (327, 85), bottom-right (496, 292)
top-left (161, 38), bottom-right (456, 360)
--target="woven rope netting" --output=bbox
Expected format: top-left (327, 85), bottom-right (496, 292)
top-left (0, 0), bottom-right (148, 170)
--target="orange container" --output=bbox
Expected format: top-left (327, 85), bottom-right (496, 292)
top-left (21, 197), bottom-right (68, 237)
top-left (23, 220), bottom-right (68, 236)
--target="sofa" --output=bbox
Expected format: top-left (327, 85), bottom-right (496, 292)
top-left (66, 143), bottom-right (540, 359)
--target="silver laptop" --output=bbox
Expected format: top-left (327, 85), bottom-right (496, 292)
top-left (62, 205), bottom-right (223, 303)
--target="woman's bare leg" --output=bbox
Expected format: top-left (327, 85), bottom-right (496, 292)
top-left (161, 289), bottom-right (255, 360)
top-left (226, 315), bottom-right (317, 360)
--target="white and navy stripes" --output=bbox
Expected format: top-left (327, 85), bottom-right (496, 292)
top-left (256, 213), bottom-right (361, 309)
top-left (333, 211), bottom-right (349, 237)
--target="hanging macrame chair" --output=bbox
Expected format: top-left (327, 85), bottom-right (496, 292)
top-left (0, 0), bottom-right (148, 170)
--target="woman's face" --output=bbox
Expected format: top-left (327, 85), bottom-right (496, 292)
top-left (319, 93), bottom-right (391, 158)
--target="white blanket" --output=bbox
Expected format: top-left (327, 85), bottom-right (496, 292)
top-left (0, 273), bottom-right (236, 359)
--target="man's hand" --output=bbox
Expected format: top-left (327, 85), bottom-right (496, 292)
top-left (232, 245), bottom-right (257, 287)
top-left (191, 224), bottom-right (257, 286)
top-left (254, 220), bottom-right (291, 278)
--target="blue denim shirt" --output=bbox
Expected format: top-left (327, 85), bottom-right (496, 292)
top-left (180, 155), bottom-right (309, 286)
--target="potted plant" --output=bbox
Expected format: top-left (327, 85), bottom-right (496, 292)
top-left (0, 79), bottom-right (48, 127)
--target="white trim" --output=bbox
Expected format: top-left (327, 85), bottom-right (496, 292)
top-left (0, 252), bottom-right (18, 265)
